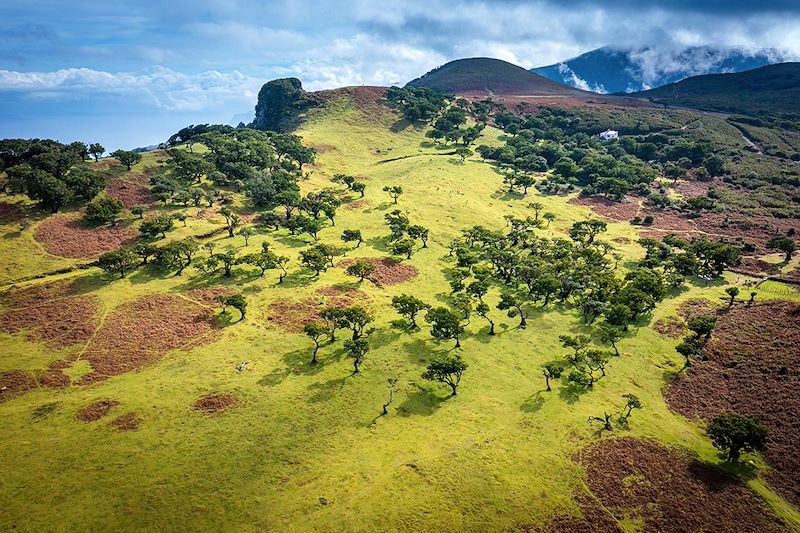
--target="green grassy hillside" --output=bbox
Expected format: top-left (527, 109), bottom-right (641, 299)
top-left (0, 89), bottom-right (798, 531)
top-left (629, 62), bottom-right (800, 115)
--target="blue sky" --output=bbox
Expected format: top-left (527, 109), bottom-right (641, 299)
top-left (2, 0), bottom-right (800, 149)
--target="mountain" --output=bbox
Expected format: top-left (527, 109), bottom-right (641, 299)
top-left (628, 62), bottom-right (800, 115)
top-left (534, 46), bottom-right (783, 94)
top-left (407, 57), bottom-right (587, 96)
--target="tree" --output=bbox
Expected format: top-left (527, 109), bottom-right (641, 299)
top-left (595, 323), bottom-right (624, 356)
top-left (131, 205), bottom-right (146, 219)
top-left (341, 229), bottom-right (363, 248)
top-left (497, 291), bottom-right (528, 329)
top-left (569, 220), bottom-right (607, 247)
top-left (454, 146), bottom-right (472, 162)
top-left (687, 315), bottom-right (717, 342)
top-left (139, 214), bottom-right (174, 239)
top-left (422, 354), bottom-right (468, 396)
top-left (320, 306), bottom-right (348, 342)
top-left (706, 414), bottom-right (768, 462)
top-left (154, 238), bottom-right (199, 275)
top-left (225, 293), bottom-right (247, 320)
top-left (676, 338), bottom-right (700, 369)
top-left (542, 360), bottom-right (566, 391)
top-left (220, 207), bottom-right (242, 238)
top-left (383, 185), bottom-right (403, 204)
top-left (620, 393), bottom-right (642, 420)
top-left (344, 338), bottom-right (369, 374)
top-left (83, 196), bottom-right (123, 226)
top-left (239, 226), bottom-right (255, 246)
top-left (111, 150), bottom-right (142, 170)
top-left (351, 182), bottom-right (366, 198)
top-left (133, 242), bottom-right (157, 264)
top-left (382, 378), bottom-right (398, 415)
top-left (300, 247), bottom-right (328, 275)
top-left (384, 210), bottom-right (409, 241)
top-left (89, 143), bottom-right (105, 161)
top-left (425, 307), bottom-right (465, 348)
top-left (528, 202), bottom-right (544, 221)
top-left (27, 173), bottom-right (71, 213)
top-left (391, 294), bottom-right (430, 329)
top-left (543, 212), bottom-right (556, 227)
top-left (767, 235), bottom-right (796, 262)
top-left (724, 286), bottom-right (739, 308)
top-left (343, 306), bottom-right (373, 341)
top-left (346, 260), bottom-right (376, 282)
top-left (304, 323), bottom-right (330, 364)
top-left (391, 237), bottom-right (415, 260)
top-left (97, 248), bottom-right (138, 278)
top-left (475, 302), bottom-right (495, 335)
top-left (407, 225), bottom-right (429, 247)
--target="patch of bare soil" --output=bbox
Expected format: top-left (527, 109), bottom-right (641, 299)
top-left (0, 201), bottom-right (24, 224)
top-left (576, 438), bottom-right (786, 532)
top-left (338, 257), bottom-right (418, 286)
top-left (77, 399), bottom-right (120, 422)
top-left (77, 294), bottom-right (219, 384)
top-left (653, 315), bottom-right (686, 338)
top-left (676, 298), bottom-right (722, 321)
top-left (0, 370), bottom-right (38, 403)
top-left (671, 178), bottom-right (713, 198)
top-left (311, 144), bottom-right (336, 154)
top-left (664, 301), bottom-right (800, 506)
top-left (193, 393), bottom-right (237, 414)
top-left (109, 412), bottom-right (141, 431)
top-left (106, 173), bottom-right (156, 207)
top-left (34, 213), bottom-right (137, 258)
top-left (268, 286), bottom-right (369, 333)
top-left (569, 196), bottom-right (641, 222)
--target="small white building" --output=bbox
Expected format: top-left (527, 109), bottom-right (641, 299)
top-left (599, 129), bottom-right (619, 140)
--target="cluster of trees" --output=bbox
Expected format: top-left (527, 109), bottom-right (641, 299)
top-left (385, 86), bottom-right (449, 124)
top-left (0, 138), bottom-right (108, 212)
top-left (384, 210), bottom-right (429, 260)
top-left (638, 235), bottom-right (742, 280)
top-left (304, 305), bottom-right (373, 370)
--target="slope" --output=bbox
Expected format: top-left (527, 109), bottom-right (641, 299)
top-left (407, 57), bottom-right (589, 97)
top-left (628, 62), bottom-right (800, 115)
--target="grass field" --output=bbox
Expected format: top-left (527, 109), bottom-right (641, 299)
top-left (1, 91), bottom-right (798, 531)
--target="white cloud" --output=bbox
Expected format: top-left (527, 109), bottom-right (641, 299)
top-left (0, 66), bottom-right (262, 111)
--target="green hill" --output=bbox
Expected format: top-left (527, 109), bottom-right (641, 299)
top-left (407, 57), bottom-right (588, 96)
top-left (629, 62), bottom-right (800, 115)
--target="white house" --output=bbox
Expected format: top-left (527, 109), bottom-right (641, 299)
top-left (599, 129), bottom-right (619, 140)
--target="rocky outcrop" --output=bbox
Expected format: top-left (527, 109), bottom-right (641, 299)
top-left (251, 78), bottom-right (317, 132)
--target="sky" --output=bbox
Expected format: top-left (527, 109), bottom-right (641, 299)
top-left (2, 1), bottom-right (800, 150)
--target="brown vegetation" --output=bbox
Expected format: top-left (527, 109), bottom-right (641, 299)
top-left (109, 412), bottom-right (142, 431)
top-left (0, 370), bottom-right (38, 403)
top-left (653, 315), bottom-right (686, 338)
top-left (268, 286), bottom-right (369, 333)
top-left (77, 294), bottom-right (219, 384)
top-left (338, 257), bottom-right (418, 286)
top-left (665, 301), bottom-right (800, 506)
top-left (0, 201), bottom-right (24, 224)
top-left (193, 393), bottom-right (238, 414)
top-left (106, 173), bottom-right (156, 207)
top-left (566, 438), bottom-right (786, 532)
top-left (77, 399), bottom-right (120, 422)
top-left (34, 213), bottom-right (137, 258)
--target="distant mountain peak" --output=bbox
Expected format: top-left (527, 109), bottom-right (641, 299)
top-left (534, 45), bottom-right (789, 94)
top-left (407, 57), bottom-right (586, 96)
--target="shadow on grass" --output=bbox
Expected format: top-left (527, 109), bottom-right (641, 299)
top-left (396, 386), bottom-right (449, 417)
top-left (520, 391), bottom-right (547, 413)
top-left (558, 382), bottom-right (585, 404)
top-left (307, 375), bottom-right (349, 403)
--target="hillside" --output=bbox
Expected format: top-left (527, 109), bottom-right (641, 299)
top-left (534, 46), bottom-right (780, 94)
top-left (1, 79), bottom-right (799, 532)
top-left (407, 57), bottom-right (588, 96)
top-left (628, 62), bottom-right (800, 115)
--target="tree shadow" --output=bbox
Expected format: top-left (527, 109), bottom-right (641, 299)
top-left (558, 382), bottom-right (585, 404)
top-left (520, 391), bottom-right (546, 413)
top-left (364, 236), bottom-right (391, 253)
top-left (389, 118), bottom-right (414, 133)
top-left (307, 375), bottom-right (349, 403)
top-left (395, 386), bottom-right (448, 417)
